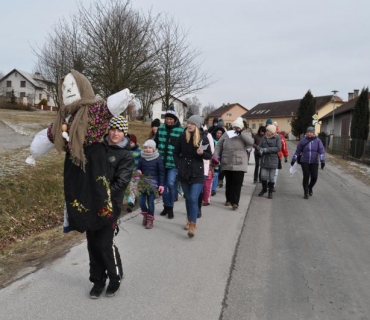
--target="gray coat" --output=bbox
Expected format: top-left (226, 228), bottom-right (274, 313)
top-left (259, 135), bottom-right (281, 169)
top-left (213, 130), bottom-right (254, 172)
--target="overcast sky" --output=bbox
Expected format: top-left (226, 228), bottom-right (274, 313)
top-left (1, 0), bottom-right (370, 110)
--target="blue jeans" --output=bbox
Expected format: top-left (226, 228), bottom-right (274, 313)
top-left (139, 192), bottom-right (156, 216)
top-left (212, 171), bottom-right (219, 192)
top-left (162, 168), bottom-right (178, 207)
top-left (180, 182), bottom-right (204, 223)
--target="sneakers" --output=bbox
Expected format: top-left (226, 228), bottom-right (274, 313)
top-left (106, 281), bottom-right (120, 297)
top-left (126, 202), bottom-right (134, 213)
top-left (225, 201), bottom-right (231, 206)
top-left (232, 204), bottom-right (238, 210)
top-left (89, 279), bottom-right (106, 299)
top-left (211, 190), bottom-right (216, 196)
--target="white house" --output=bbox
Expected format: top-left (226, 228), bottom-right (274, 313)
top-left (150, 95), bottom-right (187, 124)
top-left (0, 69), bottom-right (57, 109)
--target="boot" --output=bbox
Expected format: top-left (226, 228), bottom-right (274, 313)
top-left (188, 222), bottom-right (196, 238)
top-left (268, 182), bottom-right (274, 199)
top-left (167, 206), bottom-right (174, 219)
top-left (141, 212), bottom-right (148, 226)
top-left (184, 216), bottom-right (190, 230)
top-left (89, 278), bottom-right (106, 299)
top-left (160, 206), bottom-right (168, 216)
top-left (304, 186), bottom-right (309, 199)
top-left (258, 181), bottom-right (268, 197)
top-left (145, 214), bottom-right (154, 229)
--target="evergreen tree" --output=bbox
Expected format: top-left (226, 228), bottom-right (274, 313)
top-left (291, 90), bottom-right (316, 138)
top-left (9, 90), bottom-right (17, 104)
top-left (350, 87), bottom-right (369, 158)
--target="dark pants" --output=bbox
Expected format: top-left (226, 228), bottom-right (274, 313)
top-left (224, 170), bottom-right (245, 206)
top-left (254, 154), bottom-right (261, 182)
top-left (301, 162), bottom-right (319, 191)
top-left (86, 224), bottom-right (123, 283)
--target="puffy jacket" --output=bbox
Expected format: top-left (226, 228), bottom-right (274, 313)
top-left (292, 137), bottom-right (325, 164)
top-left (213, 130), bottom-right (254, 172)
top-left (174, 131), bottom-right (212, 184)
top-left (259, 135), bottom-right (281, 169)
top-left (137, 153), bottom-right (165, 188)
top-left (278, 133), bottom-right (289, 160)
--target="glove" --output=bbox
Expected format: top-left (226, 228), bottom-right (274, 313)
top-left (321, 162), bottom-right (325, 170)
top-left (284, 157), bottom-right (288, 163)
top-left (137, 170), bottom-right (142, 174)
top-left (212, 156), bottom-right (220, 164)
top-left (158, 186), bottom-right (164, 194)
top-left (235, 130), bottom-right (241, 136)
top-left (291, 161), bottom-right (295, 167)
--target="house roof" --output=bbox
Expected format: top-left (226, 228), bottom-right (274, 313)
top-left (319, 93), bottom-right (370, 120)
top-left (150, 95), bottom-right (188, 107)
top-left (243, 95), bottom-right (343, 119)
top-left (207, 103), bottom-right (248, 120)
top-left (0, 68), bottom-right (50, 89)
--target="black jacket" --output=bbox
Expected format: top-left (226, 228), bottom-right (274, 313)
top-left (173, 131), bottom-right (212, 184)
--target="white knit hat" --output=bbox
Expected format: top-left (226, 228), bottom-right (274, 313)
top-left (143, 139), bottom-right (156, 150)
top-left (266, 125), bottom-right (276, 134)
top-left (231, 117), bottom-right (244, 129)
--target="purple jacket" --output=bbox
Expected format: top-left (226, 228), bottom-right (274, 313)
top-left (293, 137), bottom-right (325, 164)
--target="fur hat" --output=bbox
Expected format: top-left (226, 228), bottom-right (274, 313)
top-left (129, 134), bottom-right (137, 144)
top-left (108, 116), bottom-right (128, 133)
top-left (165, 106), bottom-right (178, 121)
top-left (151, 118), bottom-right (161, 128)
top-left (266, 125), bottom-right (276, 134)
top-left (143, 139), bottom-right (156, 150)
top-left (231, 117), bottom-right (244, 129)
top-left (188, 115), bottom-right (204, 129)
top-left (306, 126), bottom-right (315, 133)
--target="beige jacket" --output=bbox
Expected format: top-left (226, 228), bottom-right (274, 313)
top-left (213, 130), bottom-right (254, 172)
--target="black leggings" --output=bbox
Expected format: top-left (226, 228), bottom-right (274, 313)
top-left (301, 162), bottom-right (319, 190)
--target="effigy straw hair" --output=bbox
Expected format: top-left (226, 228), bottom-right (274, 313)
top-left (52, 69), bottom-right (96, 171)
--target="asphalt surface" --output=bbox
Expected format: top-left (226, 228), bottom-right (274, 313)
top-left (0, 155), bottom-right (256, 320)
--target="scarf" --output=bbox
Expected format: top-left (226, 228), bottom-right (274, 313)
top-left (140, 149), bottom-right (160, 161)
top-left (52, 70), bottom-right (96, 171)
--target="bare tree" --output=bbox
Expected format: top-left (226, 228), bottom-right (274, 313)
top-left (202, 103), bottom-right (216, 118)
top-left (184, 96), bottom-right (201, 118)
top-left (155, 16), bottom-right (213, 110)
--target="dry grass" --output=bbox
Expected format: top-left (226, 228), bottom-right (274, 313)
top-left (0, 109), bottom-right (150, 288)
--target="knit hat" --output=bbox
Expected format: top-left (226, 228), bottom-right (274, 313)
top-left (108, 116), bottom-right (128, 133)
top-left (266, 125), bottom-right (276, 134)
top-left (143, 139), bottom-right (156, 150)
top-left (151, 118), bottom-right (161, 128)
top-left (266, 118), bottom-right (273, 125)
top-left (231, 117), bottom-right (244, 129)
top-left (218, 118), bottom-right (225, 127)
top-left (129, 134), bottom-right (137, 144)
top-left (187, 115), bottom-right (204, 129)
top-left (213, 117), bottom-right (219, 124)
top-left (306, 126), bottom-right (315, 133)
top-left (165, 106), bottom-right (178, 121)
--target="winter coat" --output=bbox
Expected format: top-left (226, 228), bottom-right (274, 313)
top-left (253, 133), bottom-right (264, 153)
top-left (292, 136), bottom-right (325, 164)
top-left (278, 133), bottom-right (289, 160)
top-left (174, 131), bottom-right (212, 184)
top-left (130, 144), bottom-right (142, 170)
top-left (203, 132), bottom-right (215, 176)
top-left (259, 135), bottom-right (281, 169)
top-left (64, 136), bottom-right (134, 232)
top-left (213, 130), bottom-right (254, 172)
top-left (137, 152), bottom-right (165, 188)
top-left (154, 120), bottom-right (184, 168)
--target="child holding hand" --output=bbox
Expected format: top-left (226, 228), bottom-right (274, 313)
top-left (137, 140), bottom-right (165, 229)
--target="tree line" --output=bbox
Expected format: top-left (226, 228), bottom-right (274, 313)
top-left (33, 0), bottom-right (213, 120)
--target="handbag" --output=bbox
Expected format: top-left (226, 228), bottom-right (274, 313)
top-left (278, 158), bottom-right (282, 169)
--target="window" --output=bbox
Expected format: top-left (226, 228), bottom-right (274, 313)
top-left (226, 113), bottom-right (232, 117)
top-left (161, 114), bottom-right (166, 119)
top-left (20, 92), bottom-right (26, 98)
top-left (39, 94), bottom-right (42, 100)
top-left (161, 102), bottom-right (166, 111)
top-left (20, 81), bottom-right (26, 87)
top-left (252, 123), bottom-right (256, 129)
top-left (15, 72), bottom-right (18, 77)
top-left (6, 81), bottom-right (11, 87)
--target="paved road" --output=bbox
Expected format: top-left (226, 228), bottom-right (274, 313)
top-left (1, 143), bottom-right (370, 320)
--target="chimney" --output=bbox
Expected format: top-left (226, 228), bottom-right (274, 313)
top-left (354, 89), bottom-right (359, 98)
top-left (348, 92), bottom-right (354, 100)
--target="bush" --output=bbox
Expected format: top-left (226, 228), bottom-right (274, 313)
top-left (38, 98), bottom-right (48, 107)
